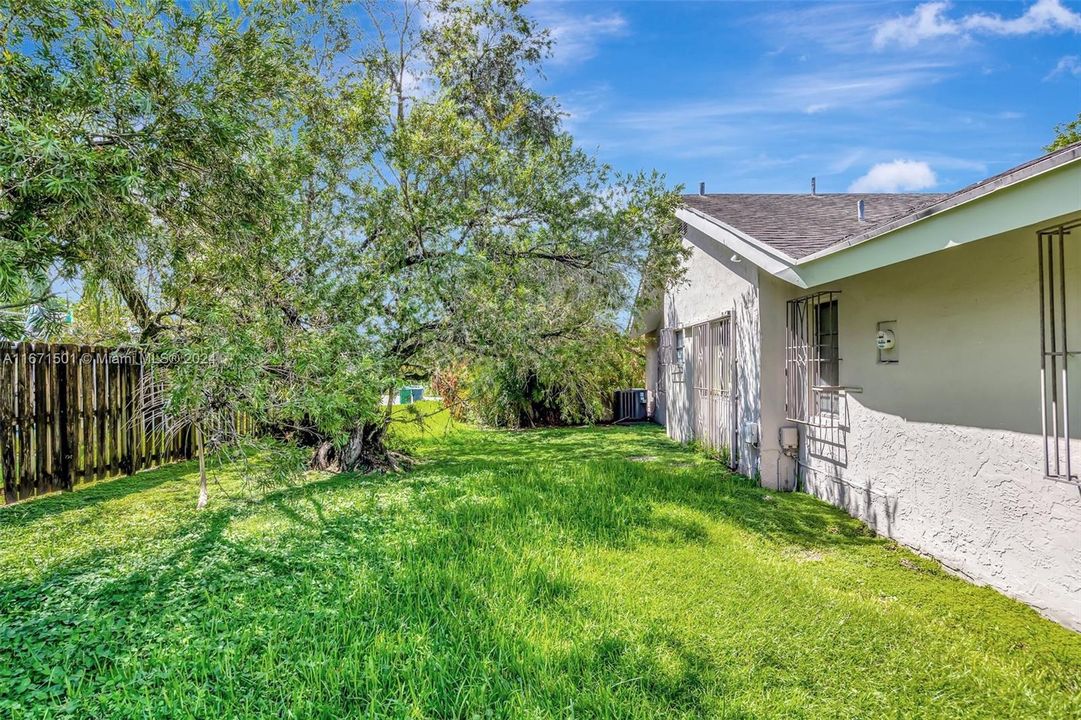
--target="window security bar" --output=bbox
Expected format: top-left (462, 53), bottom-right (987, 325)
top-left (785, 291), bottom-right (842, 426)
top-left (1038, 221), bottom-right (1079, 485)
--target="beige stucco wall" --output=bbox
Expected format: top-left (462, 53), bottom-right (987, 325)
top-left (786, 221), bottom-right (1081, 630)
top-left (757, 273), bottom-right (798, 491)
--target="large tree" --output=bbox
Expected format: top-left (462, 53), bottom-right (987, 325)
top-left (267, 0), bottom-right (682, 469)
top-left (1, 0), bottom-right (315, 504)
top-left (2, 0), bottom-right (684, 502)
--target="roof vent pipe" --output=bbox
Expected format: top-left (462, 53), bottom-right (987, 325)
top-left (857, 198), bottom-right (866, 222)
top-left (699, 181), bottom-right (705, 196)
top-left (811, 177), bottom-right (816, 196)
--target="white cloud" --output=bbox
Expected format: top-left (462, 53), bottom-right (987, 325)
top-left (964, 0), bottom-right (1081, 35)
top-left (848, 160), bottom-right (938, 192)
top-left (750, 4), bottom-right (892, 55)
top-left (874, 2), bottom-right (959, 48)
top-left (560, 84), bottom-right (613, 133)
top-left (532, 8), bottom-right (627, 65)
top-left (588, 61), bottom-right (952, 165)
top-left (1045, 54), bottom-right (1081, 79)
top-left (614, 62), bottom-right (945, 129)
top-left (875, 0), bottom-right (1081, 48)
top-left (423, 4), bottom-right (626, 66)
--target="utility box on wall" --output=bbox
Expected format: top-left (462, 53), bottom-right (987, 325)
top-left (877, 320), bottom-right (899, 364)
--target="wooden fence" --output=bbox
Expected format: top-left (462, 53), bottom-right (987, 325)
top-left (0, 342), bottom-right (204, 504)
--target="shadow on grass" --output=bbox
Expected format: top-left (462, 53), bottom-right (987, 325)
top-left (0, 458), bottom-right (740, 716)
top-left (2, 420), bottom-right (1080, 718)
top-left (0, 460), bottom-right (199, 528)
top-left (1, 422), bottom-right (880, 566)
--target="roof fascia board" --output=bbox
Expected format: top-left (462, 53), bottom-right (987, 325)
top-left (676, 207), bottom-right (807, 288)
top-left (792, 160), bottom-right (1081, 288)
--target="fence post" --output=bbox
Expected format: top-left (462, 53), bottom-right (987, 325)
top-left (55, 347), bottom-right (70, 490)
top-left (121, 362), bottom-right (134, 475)
top-left (16, 343), bottom-right (33, 500)
top-left (80, 345), bottom-right (95, 483)
top-left (94, 348), bottom-right (106, 481)
top-left (33, 343), bottom-right (50, 495)
top-left (0, 343), bottom-right (15, 503)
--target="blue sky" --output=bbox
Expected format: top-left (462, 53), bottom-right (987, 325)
top-left (526, 0), bottom-right (1081, 194)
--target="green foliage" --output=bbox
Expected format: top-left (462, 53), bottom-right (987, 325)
top-left (467, 326), bottom-right (645, 427)
top-left (0, 0), bottom-right (301, 338)
top-left (2, 0), bottom-right (686, 487)
top-left (219, 437), bottom-right (311, 495)
top-left (1, 423), bottom-right (1079, 718)
top-left (57, 283), bottom-right (136, 345)
top-left (1047, 112), bottom-right (1081, 152)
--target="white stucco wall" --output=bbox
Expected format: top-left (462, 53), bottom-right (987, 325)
top-left (788, 222), bottom-right (1081, 630)
top-left (650, 209), bottom-right (1081, 630)
top-left (643, 333), bottom-right (661, 423)
top-left (659, 228), bottom-right (763, 478)
top-left (757, 273), bottom-right (797, 491)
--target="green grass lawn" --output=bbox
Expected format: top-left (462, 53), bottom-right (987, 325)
top-left (2, 407), bottom-right (1079, 719)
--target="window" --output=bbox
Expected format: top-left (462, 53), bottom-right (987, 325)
top-left (785, 291), bottom-right (842, 423)
top-left (674, 330), bottom-right (685, 368)
top-left (815, 300), bottom-right (839, 414)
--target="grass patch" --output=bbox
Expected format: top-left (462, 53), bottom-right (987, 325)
top-left (1, 412), bottom-right (1079, 718)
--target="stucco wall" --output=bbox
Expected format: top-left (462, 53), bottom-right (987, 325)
top-left (660, 228), bottom-right (762, 478)
top-left (643, 333), bottom-right (661, 423)
top-left (650, 212), bottom-right (1081, 629)
top-left (789, 223), bottom-right (1081, 630)
top-left (757, 273), bottom-right (797, 491)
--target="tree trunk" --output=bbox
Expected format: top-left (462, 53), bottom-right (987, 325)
top-left (309, 420), bottom-right (401, 473)
top-left (196, 425), bottom-right (208, 509)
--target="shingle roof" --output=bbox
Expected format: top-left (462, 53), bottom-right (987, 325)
top-left (681, 193), bottom-right (949, 260)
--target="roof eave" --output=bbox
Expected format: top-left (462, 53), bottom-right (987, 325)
top-left (679, 142), bottom-right (1081, 288)
top-left (676, 206), bottom-right (807, 288)
top-left (796, 142), bottom-right (1081, 265)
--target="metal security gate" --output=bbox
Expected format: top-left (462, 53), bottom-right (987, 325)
top-left (691, 323), bottom-right (710, 442)
top-left (710, 317), bottom-right (738, 461)
top-left (688, 314), bottom-right (737, 464)
top-left (656, 328), bottom-right (671, 424)
top-left (1038, 221), bottom-right (1079, 484)
top-left (785, 291), bottom-right (842, 427)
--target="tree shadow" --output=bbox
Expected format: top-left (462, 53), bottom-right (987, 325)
top-left (2, 421), bottom-right (1079, 717)
top-left (0, 460), bottom-right (200, 529)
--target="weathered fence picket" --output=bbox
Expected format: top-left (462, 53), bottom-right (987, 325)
top-left (0, 342), bottom-right (208, 504)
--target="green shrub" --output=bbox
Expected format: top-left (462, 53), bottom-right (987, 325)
top-left (466, 329), bottom-right (644, 428)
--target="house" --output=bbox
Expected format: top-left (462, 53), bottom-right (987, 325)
top-left (637, 142), bottom-right (1081, 630)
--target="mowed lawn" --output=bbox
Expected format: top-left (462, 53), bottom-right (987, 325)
top-left (1, 410), bottom-right (1079, 719)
